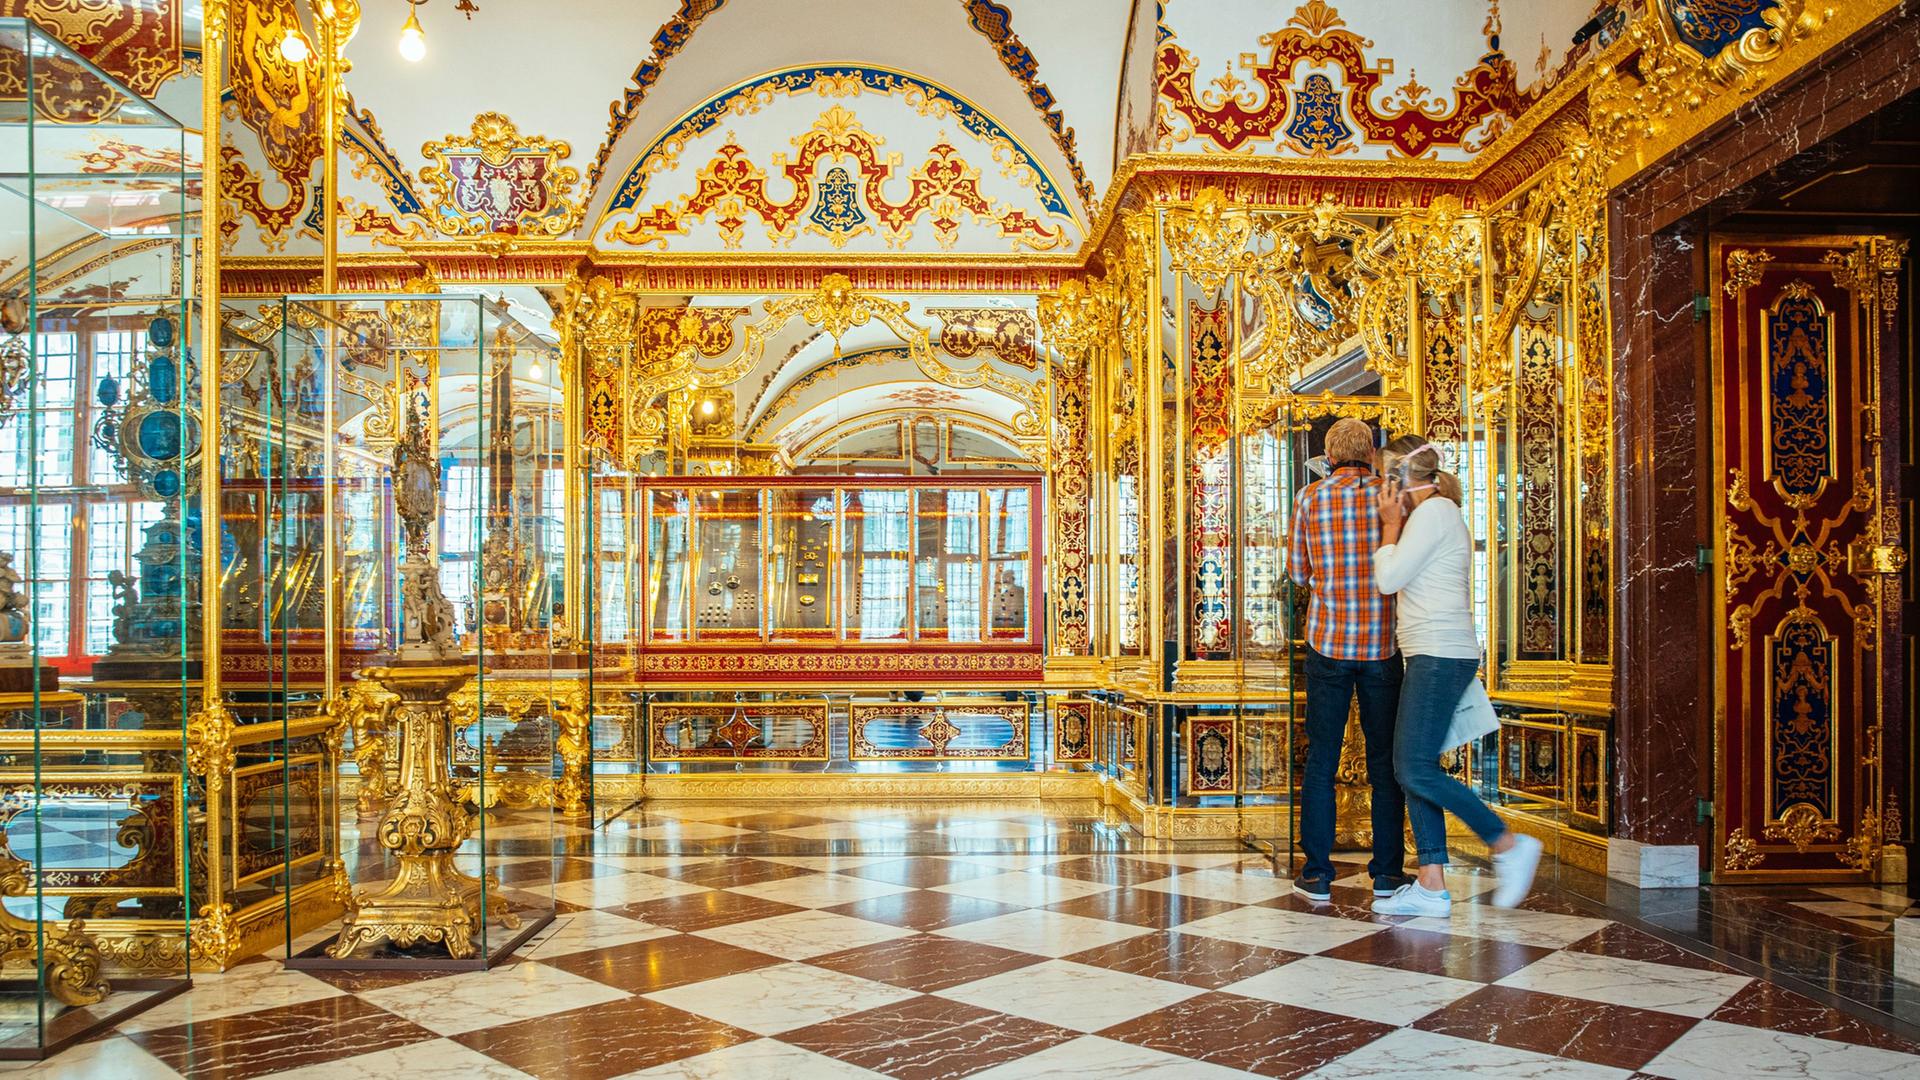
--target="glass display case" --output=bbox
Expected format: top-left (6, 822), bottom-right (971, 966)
top-left (603, 477), bottom-right (1042, 656)
top-left (0, 17), bottom-right (193, 1055)
top-left (268, 293), bottom-right (561, 969)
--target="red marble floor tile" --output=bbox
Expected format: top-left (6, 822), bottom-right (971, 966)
top-left (609, 889), bottom-right (807, 932)
top-left (1042, 856), bottom-right (1178, 886)
top-left (650, 858), bottom-right (820, 888)
top-left (807, 934), bottom-right (1046, 993)
top-left (822, 890), bottom-right (1023, 932)
top-left (1562, 923), bottom-right (1743, 974)
top-left (1262, 889), bottom-right (1392, 924)
top-left (535, 933), bottom-right (780, 994)
top-left (1317, 926), bottom-right (1553, 983)
top-left (456, 994), bottom-right (757, 1080)
top-left (1043, 887), bottom-right (1240, 930)
top-left (1099, 992), bottom-right (1393, 1079)
top-left (1063, 930), bottom-right (1303, 989)
top-left (1414, 984), bottom-right (1700, 1069)
top-left (781, 993), bottom-right (1077, 1079)
top-left (841, 857), bottom-right (1008, 888)
top-left (1708, 978), bottom-right (1920, 1054)
top-left (128, 995), bottom-right (436, 1080)
top-left (495, 857), bottom-right (626, 886)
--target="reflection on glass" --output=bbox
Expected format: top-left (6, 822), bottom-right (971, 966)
top-left (917, 488), bottom-right (981, 642)
top-left (986, 486), bottom-right (1030, 640)
top-left (647, 488), bottom-right (690, 640)
top-left (693, 488), bottom-right (761, 639)
top-left (768, 487), bottom-right (835, 640)
top-left (846, 488), bottom-right (909, 642)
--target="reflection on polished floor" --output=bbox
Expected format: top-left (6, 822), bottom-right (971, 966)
top-left (7, 801), bottom-right (1919, 1080)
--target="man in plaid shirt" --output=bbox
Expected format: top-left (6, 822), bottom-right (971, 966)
top-left (1286, 417), bottom-right (1407, 902)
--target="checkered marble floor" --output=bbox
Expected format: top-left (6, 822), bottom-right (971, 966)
top-left (14, 801), bottom-right (1920, 1079)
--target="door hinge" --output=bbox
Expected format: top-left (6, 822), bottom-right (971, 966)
top-left (1693, 294), bottom-right (1713, 321)
top-left (1696, 798), bottom-right (1714, 823)
top-left (1695, 545), bottom-right (1712, 574)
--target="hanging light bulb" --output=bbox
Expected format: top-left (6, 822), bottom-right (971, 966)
top-left (279, 27), bottom-right (311, 63)
top-left (397, 2), bottom-right (427, 61)
top-left (528, 357), bottom-right (545, 381)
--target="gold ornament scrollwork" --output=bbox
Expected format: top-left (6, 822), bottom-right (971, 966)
top-left (1764, 802), bottom-right (1840, 853)
top-left (1723, 827), bottom-right (1764, 870)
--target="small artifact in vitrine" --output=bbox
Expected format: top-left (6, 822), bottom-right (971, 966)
top-left (797, 572), bottom-right (820, 586)
top-left (725, 574), bottom-right (740, 590)
top-left (798, 594), bottom-right (816, 606)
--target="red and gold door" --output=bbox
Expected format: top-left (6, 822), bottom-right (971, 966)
top-left (1712, 235), bottom-right (1907, 881)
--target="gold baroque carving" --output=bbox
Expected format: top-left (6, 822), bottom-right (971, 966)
top-left (1722, 826), bottom-right (1764, 870)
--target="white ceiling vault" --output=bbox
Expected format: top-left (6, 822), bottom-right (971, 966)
top-left (203, 0), bottom-right (1612, 259)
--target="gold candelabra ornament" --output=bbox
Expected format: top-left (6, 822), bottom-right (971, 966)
top-left (329, 405), bottom-right (516, 959)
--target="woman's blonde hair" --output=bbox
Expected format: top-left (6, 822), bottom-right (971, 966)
top-left (1382, 435), bottom-right (1461, 503)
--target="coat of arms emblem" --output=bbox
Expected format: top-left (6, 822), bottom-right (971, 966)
top-left (419, 112), bottom-right (581, 236)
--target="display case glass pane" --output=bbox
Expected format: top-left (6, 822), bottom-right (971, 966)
top-left (767, 486), bottom-right (834, 640)
top-left (647, 488), bottom-right (690, 641)
top-left (915, 488), bottom-right (981, 642)
top-left (843, 488), bottom-right (910, 642)
top-left (693, 488), bottom-right (762, 640)
top-left (986, 486), bottom-right (1031, 642)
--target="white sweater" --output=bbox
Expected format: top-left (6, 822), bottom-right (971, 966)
top-left (1372, 497), bottom-right (1481, 660)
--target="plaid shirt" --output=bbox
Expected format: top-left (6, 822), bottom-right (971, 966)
top-left (1287, 466), bottom-right (1394, 660)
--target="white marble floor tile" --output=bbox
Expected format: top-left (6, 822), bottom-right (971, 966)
top-left (1221, 955), bottom-right (1481, 1026)
top-left (933, 908), bottom-right (1153, 958)
top-left (1174, 906), bottom-right (1384, 954)
top-left (0, 1035), bottom-right (180, 1078)
top-left (937, 853), bottom-right (1080, 871)
top-left (967, 1035), bottom-right (1257, 1079)
top-left (589, 855), bottom-right (724, 870)
top-left (935, 959), bottom-right (1205, 1032)
top-left (1303, 1027), bottom-right (1631, 1079)
top-left (693, 909), bottom-right (916, 960)
top-left (771, 822), bottom-right (915, 841)
top-left (1119, 852), bottom-right (1265, 870)
top-left (1642, 1018), bottom-right (1920, 1079)
top-left (643, 962), bottom-right (917, 1036)
top-left (1403, 905), bottom-right (1611, 949)
top-left (357, 960), bottom-right (630, 1036)
top-left (614, 1038), bottom-right (886, 1079)
top-left (525, 910), bottom-right (677, 959)
top-left (115, 963), bottom-right (345, 1033)
top-left (1812, 886), bottom-right (1918, 910)
top-left (932, 820), bottom-right (1064, 840)
top-left (550, 872), bottom-right (710, 909)
top-left (749, 855), bottom-right (890, 871)
top-left (272, 1038), bottom-right (536, 1079)
top-left (724, 872), bottom-right (915, 909)
top-left (624, 822), bottom-right (753, 841)
top-left (1137, 867), bottom-right (1293, 904)
top-left (1495, 950), bottom-right (1751, 1018)
top-left (931, 871), bottom-right (1115, 907)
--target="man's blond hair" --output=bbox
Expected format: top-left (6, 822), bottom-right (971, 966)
top-left (1324, 417), bottom-right (1374, 465)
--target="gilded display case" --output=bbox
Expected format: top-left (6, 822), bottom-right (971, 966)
top-left (264, 293), bottom-right (562, 967)
top-left (0, 17), bottom-right (193, 1054)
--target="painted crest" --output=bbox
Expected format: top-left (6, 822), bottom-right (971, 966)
top-left (419, 112), bottom-right (582, 236)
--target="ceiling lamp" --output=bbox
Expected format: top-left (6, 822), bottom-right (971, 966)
top-left (397, 0), bottom-right (479, 63)
top-left (278, 26), bottom-right (310, 63)
top-left (528, 357), bottom-right (545, 381)
top-left (397, 1), bottom-right (427, 61)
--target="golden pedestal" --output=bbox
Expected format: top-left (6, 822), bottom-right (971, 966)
top-left (329, 663), bottom-right (518, 960)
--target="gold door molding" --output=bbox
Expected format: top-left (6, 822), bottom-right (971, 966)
top-left (1711, 235), bottom-right (1907, 881)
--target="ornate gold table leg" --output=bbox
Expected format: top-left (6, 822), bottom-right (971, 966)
top-left (329, 664), bottom-right (517, 960)
top-left (552, 686), bottom-right (590, 816)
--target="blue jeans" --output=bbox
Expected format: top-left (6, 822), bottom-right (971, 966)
top-left (1393, 654), bottom-right (1509, 866)
top-left (1301, 647), bottom-right (1405, 883)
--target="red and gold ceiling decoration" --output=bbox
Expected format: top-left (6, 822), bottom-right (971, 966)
top-left (1156, 0), bottom-right (1544, 158)
top-left (0, 0), bottom-right (184, 121)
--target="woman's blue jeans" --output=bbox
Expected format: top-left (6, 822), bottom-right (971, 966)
top-left (1393, 654), bottom-right (1508, 866)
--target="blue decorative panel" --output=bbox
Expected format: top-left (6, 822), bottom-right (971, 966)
top-left (807, 166), bottom-right (868, 239)
top-left (1284, 72), bottom-right (1354, 154)
top-left (1666, 0), bottom-right (1779, 59)
top-left (1769, 618), bottom-right (1832, 819)
top-left (1764, 286), bottom-right (1832, 498)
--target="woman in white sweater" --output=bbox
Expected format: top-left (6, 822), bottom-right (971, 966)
top-left (1369, 439), bottom-right (1542, 916)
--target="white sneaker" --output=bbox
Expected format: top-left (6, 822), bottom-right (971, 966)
top-left (1371, 884), bottom-right (1451, 917)
top-left (1491, 834), bottom-right (1544, 908)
